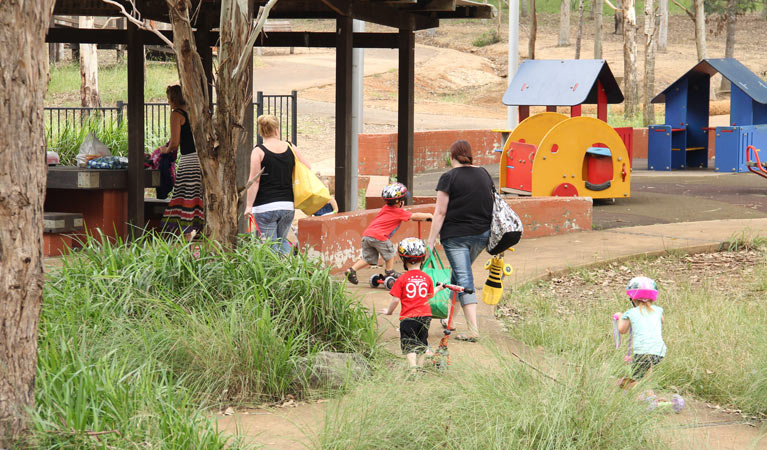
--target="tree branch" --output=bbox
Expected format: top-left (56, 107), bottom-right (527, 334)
top-left (101, 0), bottom-right (176, 49)
top-left (603, 0), bottom-right (619, 11)
top-left (238, 168), bottom-right (264, 197)
top-left (670, 0), bottom-right (694, 20)
top-left (232, 0), bottom-right (279, 80)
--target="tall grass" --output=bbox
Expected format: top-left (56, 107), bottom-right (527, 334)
top-left (46, 117), bottom-right (165, 165)
top-left (321, 350), bottom-right (660, 449)
top-left (35, 232), bottom-right (377, 447)
top-left (503, 250), bottom-right (767, 416)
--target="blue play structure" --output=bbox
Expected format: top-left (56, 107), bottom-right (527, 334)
top-left (648, 58), bottom-right (767, 172)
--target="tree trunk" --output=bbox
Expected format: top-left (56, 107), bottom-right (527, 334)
top-left (694, 0), bottom-right (707, 60)
top-left (521, 0), bottom-right (528, 18)
top-left (575, 0), bottom-right (585, 58)
top-left (529, 0), bottom-right (537, 58)
top-left (590, 0), bottom-right (597, 19)
top-left (594, 0), bottom-right (604, 58)
top-left (615, 0), bottom-right (624, 34)
top-left (558, 0), bottom-right (571, 46)
top-left (643, 0), bottom-right (658, 125)
top-left (623, 0), bottom-right (639, 119)
top-left (720, 0), bottom-right (737, 93)
top-left (166, 0), bottom-right (264, 249)
top-left (0, 0), bottom-right (53, 445)
top-left (78, 16), bottom-right (101, 108)
top-left (658, 0), bottom-right (668, 51)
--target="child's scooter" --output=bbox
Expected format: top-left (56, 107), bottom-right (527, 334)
top-left (369, 272), bottom-right (399, 290)
top-left (433, 282), bottom-right (474, 370)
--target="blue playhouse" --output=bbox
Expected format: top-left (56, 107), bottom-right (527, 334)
top-left (648, 58), bottom-right (767, 173)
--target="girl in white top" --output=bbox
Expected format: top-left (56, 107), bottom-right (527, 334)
top-left (615, 276), bottom-right (667, 379)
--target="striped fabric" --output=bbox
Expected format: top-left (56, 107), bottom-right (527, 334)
top-left (162, 152), bottom-right (204, 234)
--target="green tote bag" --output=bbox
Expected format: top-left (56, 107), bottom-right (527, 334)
top-left (423, 248), bottom-right (452, 319)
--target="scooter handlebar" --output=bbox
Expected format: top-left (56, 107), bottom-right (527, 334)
top-left (436, 282), bottom-right (474, 294)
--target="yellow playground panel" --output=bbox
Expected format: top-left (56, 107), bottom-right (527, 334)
top-left (498, 114), bottom-right (631, 199)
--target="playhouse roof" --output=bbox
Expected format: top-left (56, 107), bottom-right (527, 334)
top-left (501, 59), bottom-right (624, 107)
top-left (652, 58), bottom-right (767, 104)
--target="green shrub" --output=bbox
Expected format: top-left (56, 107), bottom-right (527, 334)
top-left (472, 29), bottom-right (501, 47)
top-left (46, 117), bottom-right (165, 166)
top-left (321, 351), bottom-right (660, 449)
top-left (35, 232), bottom-right (378, 446)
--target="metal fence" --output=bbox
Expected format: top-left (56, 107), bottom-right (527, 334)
top-left (44, 90), bottom-right (298, 144)
top-left (256, 91), bottom-right (298, 145)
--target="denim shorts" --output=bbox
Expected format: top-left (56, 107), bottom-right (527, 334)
top-left (441, 230), bottom-right (489, 306)
top-left (254, 209), bottom-right (295, 255)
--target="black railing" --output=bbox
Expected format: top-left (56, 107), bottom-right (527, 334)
top-left (44, 90), bottom-right (298, 145)
top-left (44, 104), bottom-right (123, 137)
top-left (257, 90), bottom-right (298, 145)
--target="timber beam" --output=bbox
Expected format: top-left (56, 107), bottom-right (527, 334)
top-left (46, 28), bottom-right (400, 48)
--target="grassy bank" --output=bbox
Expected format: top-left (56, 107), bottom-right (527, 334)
top-left (321, 351), bottom-right (660, 449)
top-left (33, 233), bottom-right (377, 448)
top-left (500, 247), bottom-right (767, 416)
top-left (47, 60), bottom-right (179, 106)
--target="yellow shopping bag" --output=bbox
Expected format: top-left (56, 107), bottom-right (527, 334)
top-left (290, 144), bottom-right (330, 215)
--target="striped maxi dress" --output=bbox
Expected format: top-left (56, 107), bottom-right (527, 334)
top-left (162, 109), bottom-right (204, 234)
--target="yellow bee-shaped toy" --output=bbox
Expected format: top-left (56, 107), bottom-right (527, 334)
top-left (482, 252), bottom-right (513, 305)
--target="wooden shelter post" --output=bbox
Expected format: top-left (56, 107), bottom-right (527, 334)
top-left (397, 29), bottom-right (415, 199)
top-left (127, 19), bottom-right (145, 233)
top-left (335, 16), bottom-right (353, 211)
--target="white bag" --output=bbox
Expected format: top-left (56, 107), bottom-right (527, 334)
top-left (76, 133), bottom-right (111, 167)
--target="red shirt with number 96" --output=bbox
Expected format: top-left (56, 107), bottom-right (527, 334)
top-left (389, 270), bottom-right (435, 320)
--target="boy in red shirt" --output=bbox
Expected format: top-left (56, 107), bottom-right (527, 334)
top-left (344, 182), bottom-right (432, 284)
top-left (380, 238), bottom-right (444, 368)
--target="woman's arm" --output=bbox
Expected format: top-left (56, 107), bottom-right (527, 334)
top-left (427, 190), bottom-right (449, 249)
top-left (244, 147), bottom-right (264, 216)
top-left (291, 144), bottom-right (311, 169)
top-left (164, 110), bottom-right (183, 153)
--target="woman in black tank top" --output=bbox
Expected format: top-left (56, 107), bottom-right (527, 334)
top-left (245, 114), bottom-right (311, 255)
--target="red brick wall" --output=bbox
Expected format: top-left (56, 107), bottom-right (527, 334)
top-left (358, 130), bottom-right (502, 176)
top-left (297, 196), bottom-right (592, 272)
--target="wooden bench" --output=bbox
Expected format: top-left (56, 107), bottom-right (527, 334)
top-left (43, 212), bottom-right (84, 256)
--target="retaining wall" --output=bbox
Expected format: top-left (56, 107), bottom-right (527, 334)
top-left (297, 196), bottom-right (592, 272)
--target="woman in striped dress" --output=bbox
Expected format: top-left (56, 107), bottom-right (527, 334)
top-left (161, 85), bottom-right (204, 240)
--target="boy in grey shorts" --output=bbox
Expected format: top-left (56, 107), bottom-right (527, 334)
top-left (344, 182), bottom-right (433, 284)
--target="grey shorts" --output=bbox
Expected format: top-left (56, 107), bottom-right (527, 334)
top-left (361, 236), bottom-right (396, 265)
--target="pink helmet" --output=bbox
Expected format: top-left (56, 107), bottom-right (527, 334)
top-left (626, 276), bottom-right (658, 302)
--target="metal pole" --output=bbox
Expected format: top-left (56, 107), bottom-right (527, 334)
top-left (507, 0), bottom-right (520, 129)
top-left (351, 20), bottom-right (365, 211)
top-left (256, 91), bottom-right (264, 145)
top-left (291, 90), bottom-right (298, 145)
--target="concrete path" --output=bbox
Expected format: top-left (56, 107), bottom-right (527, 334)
top-left (219, 218), bottom-right (767, 449)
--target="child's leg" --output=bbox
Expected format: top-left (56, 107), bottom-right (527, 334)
top-left (384, 257), bottom-right (395, 272)
top-left (350, 259), bottom-right (369, 272)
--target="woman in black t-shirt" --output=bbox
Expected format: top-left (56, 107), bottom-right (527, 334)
top-left (427, 140), bottom-right (493, 342)
top-left (244, 115), bottom-right (310, 255)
